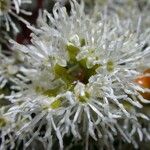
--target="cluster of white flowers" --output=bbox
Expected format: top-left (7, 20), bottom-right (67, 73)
top-left (0, 0), bottom-right (150, 150)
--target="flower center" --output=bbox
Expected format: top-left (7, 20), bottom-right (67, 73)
top-left (35, 41), bottom-right (98, 105)
top-left (0, 117), bottom-right (7, 127)
top-left (54, 42), bottom-right (99, 85)
top-left (0, 0), bottom-right (10, 14)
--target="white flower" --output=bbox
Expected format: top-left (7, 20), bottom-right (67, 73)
top-left (0, 0), bottom-right (32, 32)
top-left (5, 0), bottom-right (150, 149)
top-left (0, 106), bottom-right (19, 150)
top-left (0, 51), bottom-right (29, 101)
top-left (95, 0), bottom-right (150, 31)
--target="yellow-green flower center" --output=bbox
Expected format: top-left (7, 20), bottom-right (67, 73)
top-left (50, 99), bottom-right (62, 109)
top-left (0, 117), bottom-right (7, 127)
top-left (78, 92), bottom-right (90, 103)
top-left (54, 42), bottom-right (99, 85)
top-left (42, 98), bottom-right (63, 110)
top-left (0, 0), bottom-right (10, 12)
top-left (107, 60), bottom-right (114, 72)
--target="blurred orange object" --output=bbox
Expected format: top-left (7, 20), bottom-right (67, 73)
top-left (134, 69), bottom-right (150, 100)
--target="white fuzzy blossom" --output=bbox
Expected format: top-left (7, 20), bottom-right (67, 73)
top-left (0, 51), bottom-right (28, 102)
top-left (1, 1), bottom-right (150, 149)
top-left (0, 0), bottom-right (32, 32)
